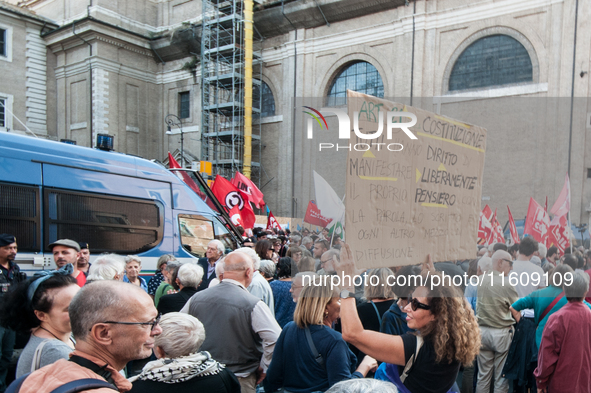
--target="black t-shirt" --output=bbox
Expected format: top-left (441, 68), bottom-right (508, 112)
top-left (400, 333), bottom-right (460, 393)
top-left (350, 300), bottom-right (394, 367)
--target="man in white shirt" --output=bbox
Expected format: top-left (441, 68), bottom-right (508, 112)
top-left (512, 236), bottom-right (546, 318)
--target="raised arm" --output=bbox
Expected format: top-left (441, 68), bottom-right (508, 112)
top-left (340, 297), bottom-right (406, 366)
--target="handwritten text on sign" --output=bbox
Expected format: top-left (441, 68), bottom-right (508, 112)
top-left (345, 91), bottom-right (487, 269)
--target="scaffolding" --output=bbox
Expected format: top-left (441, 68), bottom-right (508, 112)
top-left (201, 0), bottom-right (263, 185)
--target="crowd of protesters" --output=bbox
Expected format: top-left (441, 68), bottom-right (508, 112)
top-left (1, 228), bottom-right (591, 393)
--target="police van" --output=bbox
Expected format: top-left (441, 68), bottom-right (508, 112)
top-left (0, 132), bottom-right (240, 274)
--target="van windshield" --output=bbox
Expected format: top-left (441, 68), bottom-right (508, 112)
top-left (179, 214), bottom-right (237, 257)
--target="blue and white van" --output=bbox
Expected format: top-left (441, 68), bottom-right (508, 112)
top-left (0, 132), bottom-right (239, 274)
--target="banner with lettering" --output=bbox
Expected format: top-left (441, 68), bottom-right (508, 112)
top-left (546, 214), bottom-right (569, 254)
top-left (345, 90), bottom-right (487, 268)
top-left (523, 197), bottom-right (549, 244)
top-left (478, 205), bottom-right (493, 245)
top-left (304, 201), bottom-right (332, 227)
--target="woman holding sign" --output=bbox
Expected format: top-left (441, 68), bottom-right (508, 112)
top-left (339, 245), bottom-right (480, 393)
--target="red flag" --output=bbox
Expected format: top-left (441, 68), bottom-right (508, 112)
top-left (487, 209), bottom-right (505, 245)
top-left (211, 175), bottom-right (255, 229)
top-left (478, 205), bottom-right (493, 245)
top-left (547, 214), bottom-right (570, 254)
top-left (304, 201), bottom-right (332, 227)
top-left (266, 209), bottom-right (281, 231)
top-left (168, 153), bottom-right (217, 211)
top-left (507, 206), bottom-right (520, 244)
top-left (550, 174), bottom-right (570, 224)
top-left (231, 172), bottom-right (265, 209)
top-left (524, 197), bottom-right (550, 244)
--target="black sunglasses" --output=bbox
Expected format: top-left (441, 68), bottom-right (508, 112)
top-left (407, 296), bottom-right (431, 311)
top-left (93, 313), bottom-right (161, 332)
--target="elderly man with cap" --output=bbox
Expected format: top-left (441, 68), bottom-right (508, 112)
top-left (49, 239), bottom-right (86, 287)
top-left (0, 233), bottom-right (23, 393)
top-left (77, 242), bottom-right (91, 277)
top-left (12, 280), bottom-right (162, 393)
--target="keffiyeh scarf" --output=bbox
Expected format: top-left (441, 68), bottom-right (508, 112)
top-left (128, 351), bottom-right (225, 384)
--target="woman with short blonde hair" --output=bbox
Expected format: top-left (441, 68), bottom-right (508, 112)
top-left (264, 284), bottom-right (377, 392)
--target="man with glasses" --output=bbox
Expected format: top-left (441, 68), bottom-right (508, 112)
top-left (475, 250), bottom-right (519, 393)
top-left (16, 280), bottom-right (162, 393)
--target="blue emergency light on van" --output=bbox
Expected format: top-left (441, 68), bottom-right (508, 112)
top-left (0, 132), bottom-right (239, 273)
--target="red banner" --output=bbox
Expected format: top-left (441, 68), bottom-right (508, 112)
top-left (168, 153), bottom-right (218, 211)
top-left (266, 210), bottom-right (281, 231)
top-left (547, 214), bottom-right (570, 254)
top-left (231, 171), bottom-right (265, 209)
top-left (487, 209), bottom-right (505, 245)
top-left (478, 205), bottom-right (493, 245)
top-left (507, 206), bottom-right (520, 245)
top-left (211, 175), bottom-right (255, 229)
top-left (303, 201), bottom-right (331, 227)
top-left (524, 197), bottom-right (549, 244)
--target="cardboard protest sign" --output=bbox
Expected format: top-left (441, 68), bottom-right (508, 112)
top-left (345, 90), bottom-right (487, 269)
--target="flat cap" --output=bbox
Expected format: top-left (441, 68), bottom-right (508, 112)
top-left (48, 239), bottom-right (81, 252)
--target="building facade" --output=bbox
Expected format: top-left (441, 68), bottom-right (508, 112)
top-left (2, 0), bottom-right (591, 231)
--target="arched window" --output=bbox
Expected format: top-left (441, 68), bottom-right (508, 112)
top-left (327, 61), bottom-right (384, 106)
top-left (449, 34), bottom-right (533, 91)
top-left (253, 81), bottom-right (275, 118)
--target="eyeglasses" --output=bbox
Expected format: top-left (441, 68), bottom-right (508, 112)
top-left (407, 296), bottom-right (431, 311)
top-left (502, 258), bottom-right (514, 266)
top-left (95, 313), bottom-right (161, 332)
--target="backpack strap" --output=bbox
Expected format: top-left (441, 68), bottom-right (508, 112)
top-left (31, 339), bottom-right (49, 372)
top-left (69, 355), bottom-right (115, 387)
top-left (5, 373), bottom-right (30, 393)
top-left (400, 335), bottom-right (424, 383)
top-left (370, 301), bottom-right (383, 327)
top-left (48, 379), bottom-right (118, 393)
top-left (538, 293), bottom-right (564, 324)
top-left (304, 327), bottom-right (325, 366)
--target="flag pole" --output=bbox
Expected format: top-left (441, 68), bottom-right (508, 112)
top-left (329, 194), bottom-right (346, 248)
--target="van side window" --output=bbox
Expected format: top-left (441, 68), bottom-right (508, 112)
top-left (179, 214), bottom-right (237, 257)
top-left (44, 189), bottom-right (163, 254)
top-left (0, 183), bottom-right (41, 251)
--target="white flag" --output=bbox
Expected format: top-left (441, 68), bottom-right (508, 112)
top-left (313, 170), bottom-right (345, 226)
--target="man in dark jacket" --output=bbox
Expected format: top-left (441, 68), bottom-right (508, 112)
top-left (158, 263), bottom-right (203, 315)
top-left (0, 234), bottom-right (23, 393)
top-left (197, 240), bottom-right (224, 291)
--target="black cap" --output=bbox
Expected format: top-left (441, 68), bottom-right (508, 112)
top-left (0, 234), bottom-right (16, 247)
top-left (78, 242), bottom-right (89, 250)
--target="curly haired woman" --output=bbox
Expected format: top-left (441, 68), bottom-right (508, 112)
top-left (339, 245), bottom-right (481, 393)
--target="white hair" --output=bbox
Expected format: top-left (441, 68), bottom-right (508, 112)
top-left (235, 247), bottom-right (261, 270)
top-left (259, 260), bottom-right (276, 279)
top-left (208, 239), bottom-right (224, 254)
top-left (530, 256), bottom-right (542, 267)
top-left (564, 271), bottom-right (590, 300)
top-left (177, 263), bottom-right (204, 288)
top-left (86, 254), bottom-right (125, 281)
top-left (301, 236), bottom-right (313, 246)
top-left (538, 243), bottom-right (547, 259)
top-left (326, 379), bottom-right (398, 393)
top-left (478, 257), bottom-right (493, 273)
top-left (124, 255), bottom-right (142, 266)
top-left (155, 312), bottom-right (206, 358)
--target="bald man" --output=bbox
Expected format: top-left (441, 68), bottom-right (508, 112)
top-left (18, 281), bottom-right (161, 393)
top-left (182, 251), bottom-right (281, 393)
